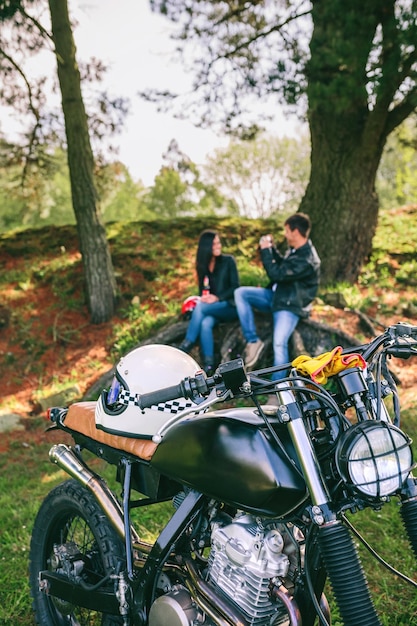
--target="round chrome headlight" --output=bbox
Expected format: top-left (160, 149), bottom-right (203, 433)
top-left (336, 421), bottom-right (413, 498)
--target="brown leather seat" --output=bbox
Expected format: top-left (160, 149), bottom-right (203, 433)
top-left (64, 402), bottom-right (158, 461)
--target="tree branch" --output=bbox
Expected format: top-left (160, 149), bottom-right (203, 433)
top-left (212, 9), bottom-right (312, 62)
top-left (385, 89), bottom-right (417, 136)
top-left (0, 49), bottom-right (42, 182)
top-left (19, 7), bottom-right (54, 45)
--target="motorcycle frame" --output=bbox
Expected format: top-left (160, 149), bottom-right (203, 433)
top-left (45, 407), bottom-right (332, 626)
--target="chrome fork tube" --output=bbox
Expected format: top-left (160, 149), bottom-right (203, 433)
top-left (276, 385), bottom-right (332, 513)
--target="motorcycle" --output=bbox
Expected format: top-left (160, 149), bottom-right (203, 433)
top-left (29, 321), bottom-right (417, 626)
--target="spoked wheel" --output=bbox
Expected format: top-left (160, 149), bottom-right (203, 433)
top-left (29, 479), bottom-right (125, 626)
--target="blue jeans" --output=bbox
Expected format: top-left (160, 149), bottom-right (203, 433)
top-left (185, 300), bottom-right (238, 360)
top-left (234, 286), bottom-right (299, 380)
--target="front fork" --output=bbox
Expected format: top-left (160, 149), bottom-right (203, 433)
top-left (275, 383), bottom-right (382, 626)
top-left (400, 477), bottom-right (417, 558)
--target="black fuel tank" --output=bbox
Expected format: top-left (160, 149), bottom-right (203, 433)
top-left (151, 407), bottom-right (307, 517)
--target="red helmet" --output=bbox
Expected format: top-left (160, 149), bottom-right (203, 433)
top-left (181, 295), bottom-right (200, 319)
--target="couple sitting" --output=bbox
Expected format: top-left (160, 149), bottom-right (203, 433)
top-left (178, 214), bottom-right (321, 379)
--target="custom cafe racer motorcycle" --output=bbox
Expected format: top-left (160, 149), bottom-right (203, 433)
top-left (29, 322), bottom-right (417, 626)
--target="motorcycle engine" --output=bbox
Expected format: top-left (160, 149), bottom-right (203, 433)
top-left (148, 512), bottom-right (300, 626)
top-left (207, 513), bottom-right (294, 624)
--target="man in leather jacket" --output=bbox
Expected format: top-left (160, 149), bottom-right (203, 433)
top-left (234, 213), bottom-right (321, 379)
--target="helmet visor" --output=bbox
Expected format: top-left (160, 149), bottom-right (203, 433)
top-left (107, 375), bottom-right (121, 406)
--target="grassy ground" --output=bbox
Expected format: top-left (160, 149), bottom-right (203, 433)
top-left (1, 209), bottom-right (417, 624)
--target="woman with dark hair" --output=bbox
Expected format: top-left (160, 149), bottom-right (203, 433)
top-left (178, 230), bottom-right (240, 374)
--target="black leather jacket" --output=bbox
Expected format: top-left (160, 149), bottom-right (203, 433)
top-left (199, 254), bottom-right (240, 305)
top-left (260, 240), bottom-right (321, 318)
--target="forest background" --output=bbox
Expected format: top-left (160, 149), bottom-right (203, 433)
top-left (2, 0), bottom-right (417, 325)
top-left (2, 119), bottom-right (417, 233)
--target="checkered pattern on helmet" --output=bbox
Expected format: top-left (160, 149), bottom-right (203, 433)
top-left (152, 400), bottom-right (195, 414)
top-left (118, 388), bottom-right (139, 406)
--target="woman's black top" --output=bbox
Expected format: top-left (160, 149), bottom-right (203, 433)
top-left (198, 254), bottom-right (239, 305)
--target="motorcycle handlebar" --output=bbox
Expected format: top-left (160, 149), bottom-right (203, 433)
top-left (360, 322), bottom-right (417, 362)
top-left (387, 346), bottom-right (417, 359)
top-left (136, 358), bottom-right (249, 410)
top-left (137, 381), bottom-right (188, 410)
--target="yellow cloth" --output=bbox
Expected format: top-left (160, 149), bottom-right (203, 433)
top-left (292, 346), bottom-right (366, 385)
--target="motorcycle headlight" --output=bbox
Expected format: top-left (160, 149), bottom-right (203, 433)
top-left (336, 421), bottom-right (413, 498)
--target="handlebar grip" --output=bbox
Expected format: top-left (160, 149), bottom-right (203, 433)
top-left (137, 382), bottom-right (186, 410)
top-left (387, 346), bottom-right (415, 359)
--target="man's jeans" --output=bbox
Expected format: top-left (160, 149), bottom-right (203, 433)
top-left (234, 286), bottom-right (299, 380)
top-left (185, 300), bottom-right (237, 359)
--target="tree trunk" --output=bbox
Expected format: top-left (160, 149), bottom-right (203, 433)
top-left (300, 0), bottom-right (389, 285)
top-left (48, 0), bottom-right (117, 323)
top-left (300, 127), bottom-right (381, 285)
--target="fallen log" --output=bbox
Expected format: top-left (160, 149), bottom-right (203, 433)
top-left (84, 309), bottom-right (372, 400)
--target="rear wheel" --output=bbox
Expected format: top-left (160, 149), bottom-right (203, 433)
top-left (29, 479), bottom-right (125, 625)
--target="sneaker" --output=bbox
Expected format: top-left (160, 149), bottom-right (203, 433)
top-left (177, 339), bottom-right (194, 354)
top-left (243, 339), bottom-right (264, 369)
top-left (203, 358), bottom-right (214, 376)
top-left (204, 365), bottom-right (215, 377)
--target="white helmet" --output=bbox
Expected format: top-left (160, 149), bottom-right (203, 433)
top-left (95, 344), bottom-right (202, 438)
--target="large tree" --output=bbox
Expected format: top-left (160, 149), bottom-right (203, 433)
top-left (0, 0), bottom-right (119, 322)
top-left (148, 0), bottom-right (417, 284)
top-left (48, 0), bottom-right (116, 322)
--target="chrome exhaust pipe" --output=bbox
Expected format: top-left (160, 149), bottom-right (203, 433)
top-left (49, 443), bottom-right (140, 543)
top-left (270, 585), bottom-right (302, 625)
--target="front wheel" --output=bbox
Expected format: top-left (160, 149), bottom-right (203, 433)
top-left (29, 479), bottom-right (125, 626)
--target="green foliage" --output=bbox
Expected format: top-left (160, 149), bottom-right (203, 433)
top-left (97, 162), bottom-right (150, 222)
top-left (396, 261), bottom-right (417, 285)
top-left (149, 0), bottom-right (417, 285)
top-left (373, 206), bottom-right (417, 255)
top-left (0, 146), bottom-right (72, 229)
top-left (144, 166), bottom-right (191, 217)
top-left (0, 138), bottom-right (245, 231)
top-left (0, 147), bottom-right (151, 230)
top-left (0, 428), bottom-right (174, 624)
top-left (237, 257), bottom-right (270, 288)
top-left (377, 118), bottom-right (417, 210)
top-left (142, 139), bottom-right (240, 219)
top-left (358, 252), bottom-right (394, 290)
top-left (203, 133), bottom-right (310, 218)
top-left (112, 310), bottom-right (173, 358)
